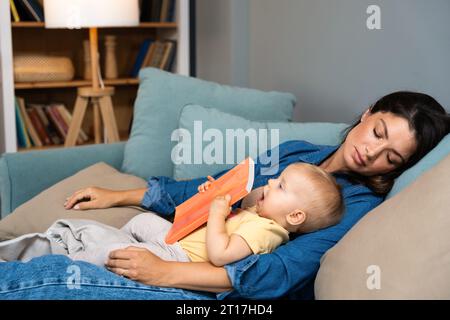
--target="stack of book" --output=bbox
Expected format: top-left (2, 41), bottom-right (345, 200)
top-left (140, 0), bottom-right (176, 22)
top-left (15, 97), bottom-right (90, 148)
top-left (130, 40), bottom-right (177, 77)
top-left (10, 0), bottom-right (44, 22)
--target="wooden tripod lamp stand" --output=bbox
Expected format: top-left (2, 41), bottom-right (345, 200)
top-left (43, 0), bottom-right (139, 147)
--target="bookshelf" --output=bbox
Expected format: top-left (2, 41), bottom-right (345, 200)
top-left (12, 22), bottom-right (179, 28)
top-left (14, 78), bottom-right (141, 90)
top-left (0, 0), bottom-right (193, 153)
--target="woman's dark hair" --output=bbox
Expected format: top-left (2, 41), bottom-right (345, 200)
top-left (342, 91), bottom-right (450, 195)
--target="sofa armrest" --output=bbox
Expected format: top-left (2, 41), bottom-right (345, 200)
top-left (0, 142), bottom-right (125, 218)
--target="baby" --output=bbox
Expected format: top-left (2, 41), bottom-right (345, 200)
top-left (0, 163), bottom-right (344, 267)
top-left (72, 162), bottom-right (344, 267)
top-left (192, 162), bottom-right (345, 266)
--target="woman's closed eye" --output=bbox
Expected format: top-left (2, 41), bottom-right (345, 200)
top-left (387, 153), bottom-right (401, 166)
top-left (388, 150), bottom-right (406, 166)
top-left (373, 128), bottom-right (382, 139)
top-left (387, 155), bottom-right (395, 165)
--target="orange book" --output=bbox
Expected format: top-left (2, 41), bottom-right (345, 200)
top-left (165, 157), bottom-right (255, 244)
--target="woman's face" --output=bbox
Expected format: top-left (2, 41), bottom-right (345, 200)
top-left (342, 111), bottom-right (418, 176)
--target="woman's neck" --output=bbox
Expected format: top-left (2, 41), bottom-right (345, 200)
top-left (319, 146), bottom-right (349, 173)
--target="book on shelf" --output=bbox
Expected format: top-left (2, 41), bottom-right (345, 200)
top-left (22, 0), bottom-right (44, 22)
top-left (160, 0), bottom-right (171, 22)
top-left (141, 40), bottom-right (157, 68)
top-left (47, 103), bottom-right (85, 145)
top-left (151, 0), bottom-right (163, 22)
top-left (139, 0), bottom-right (152, 22)
top-left (14, 97), bottom-right (93, 149)
top-left (10, 0), bottom-right (20, 22)
top-left (12, 0), bottom-right (33, 21)
top-left (15, 98), bottom-right (31, 148)
top-left (45, 105), bottom-right (67, 142)
top-left (143, 40), bottom-right (176, 70)
top-left (159, 40), bottom-right (176, 70)
top-left (30, 104), bottom-right (62, 145)
top-left (140, 0), bottom-right (175, 22)
top-left (147, 41), bottom-right (166, 68)
top-left (27, 107), bottom-right (51, 145)
top-left (16, 97), bottom-right (42, 147)
top-left (166, 0), bottom-right (175, 22)
top-left (131, 39), bottom-right (176, 75)
top-left (166, 41), bottom-right (177, 71)
top-left (165, 157), bottom-right (255, 244)
top-left (130, 39), bottom-right (154, 77)
top-left (13, 0), bottom-right (44, 22)
top-left (57, 104), bottom-right (89, 142)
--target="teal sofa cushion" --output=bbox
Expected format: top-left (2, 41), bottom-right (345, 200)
top-left (387, 133), bottom-right (450, 199)
top-left (122, 68), bottom-right (296, 180)
top-left (173, 104), bottom-right (348, 180)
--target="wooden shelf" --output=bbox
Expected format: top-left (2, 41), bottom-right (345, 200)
top-left (11, 22), bottom-right (44, 28)
top-left (15, 78), bottom-right (140, 89)
top-left (12, 22), bottom-right (177, 29)
top-left (137, 22), bottom-right (178, 28)
top-left (18, 134), bottom-right (129, 152)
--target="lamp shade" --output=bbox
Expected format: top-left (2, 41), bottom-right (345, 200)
top-left (44, 0), bottom-right (140, 29)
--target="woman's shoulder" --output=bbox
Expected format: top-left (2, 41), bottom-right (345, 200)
top-left (278, 139), bottom-right (330, 149)
top-left (335, 173), bottom-right (384, 207)
top-left (274, 140), bottom-right (337, 158)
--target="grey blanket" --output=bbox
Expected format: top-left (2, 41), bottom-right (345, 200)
top-left (0, 219), bottom-right (137, 263)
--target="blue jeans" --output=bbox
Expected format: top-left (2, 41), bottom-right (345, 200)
top-left (0, 255), bottom-right (216, 300)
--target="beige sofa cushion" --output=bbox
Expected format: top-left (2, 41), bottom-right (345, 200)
top-left (0, 162), bottom-right (148, 240)
top-left (315, 154), bottom-right (450, 299)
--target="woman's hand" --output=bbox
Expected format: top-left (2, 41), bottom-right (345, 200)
top-left (64, 186), bottom-right (119, 210)
top-left (106, 246), bottom-right (233, 292)
top-left (106, 246), bottom-right (169, 286)
top-left (198, 176), bottom-right (215, 193)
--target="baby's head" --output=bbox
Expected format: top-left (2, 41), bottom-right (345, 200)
top-left (256, 163), bottom-right (344, 233)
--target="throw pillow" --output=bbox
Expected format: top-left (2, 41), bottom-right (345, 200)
top-left (314, 154), bottom-right (450, 299)
top-left (0, 162), bottom-right (148, 241)
top-left (122, 68), bottom-right (296, 180)
top-left (173, 104), bottom-right (348, 180)
top-left (387, 133), bottom-right (450, 198)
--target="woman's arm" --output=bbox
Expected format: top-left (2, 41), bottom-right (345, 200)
top-left (64, 187), bottom-right (147, 210)
top-left (106, 247), bottom-right (232, 293)
top-left (116, 188), bottom-right (147, 206)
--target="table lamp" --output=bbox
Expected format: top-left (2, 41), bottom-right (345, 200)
top-left (43, 0), bottom-right (139, 146)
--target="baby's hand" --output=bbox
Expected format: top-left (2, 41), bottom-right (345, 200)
top-left (209, 194), bottom-right (232, 218)
top-left (198, 176), bottom-right (215, 193)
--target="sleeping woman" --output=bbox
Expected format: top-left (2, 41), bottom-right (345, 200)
top-left (0, 91), bottom-right (448, 299)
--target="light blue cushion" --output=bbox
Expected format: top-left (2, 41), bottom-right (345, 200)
top-left (122, 68), bottom-right (296, 179)
top-left (173, 104), bottom-right (348, 180)
top-left (387, 133), bottom-right (450, 199)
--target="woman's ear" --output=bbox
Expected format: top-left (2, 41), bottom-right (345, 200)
top-left (286, 209), bottom-right (306, 226)
top-left (361, 108), bottom-right (372, 122)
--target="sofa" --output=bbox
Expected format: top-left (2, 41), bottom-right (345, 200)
top-left (1, 68), bottom-right (449, 299)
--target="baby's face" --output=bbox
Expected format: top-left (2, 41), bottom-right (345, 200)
top-left (256, 165), bottom-right (316, 227)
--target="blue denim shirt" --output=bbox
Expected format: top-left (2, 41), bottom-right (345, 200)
top-left (141, 140), bottom-right (383, 299)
